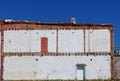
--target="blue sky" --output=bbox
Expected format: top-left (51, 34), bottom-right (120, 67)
top-left (0, 0), bottom-right (120, 47)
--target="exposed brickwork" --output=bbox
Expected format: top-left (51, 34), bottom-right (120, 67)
top-left (41, 37), bottom-right (48, 54)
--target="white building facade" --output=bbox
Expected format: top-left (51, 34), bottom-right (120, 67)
top-left (0, 21), bottom-right (114, 80)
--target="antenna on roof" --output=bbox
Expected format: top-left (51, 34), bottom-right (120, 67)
top-left (71, 17), bottom-right (76, 24)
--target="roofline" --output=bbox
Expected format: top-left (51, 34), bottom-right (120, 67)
top-left (0, 20), bottom-right (113, 27)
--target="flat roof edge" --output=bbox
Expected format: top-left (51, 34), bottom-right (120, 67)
top-left (0, 20), bottom-right (113, 27)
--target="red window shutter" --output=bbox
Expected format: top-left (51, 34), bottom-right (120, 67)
top-left (41, 37), bottom-right (48, 54)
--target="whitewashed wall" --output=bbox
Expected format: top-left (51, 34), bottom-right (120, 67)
top-left (4, 29), bottom-right (110, 53)
top-left (30, 30), bottom-right (56, 52)
top-left (4, 30), bottom-right (31, 52)
top-left (58, 30), bottom-right (84, 52)
top-left (3, 29), bottom-right (111, 80)
top-left (4, 30), bottom-right (84, 53)
top-left (85, 29), bottom-right (110, 52)
top-left (4, 30), bottom-right (56, 52)
top-left (4, 56), bottom-right (111, 80)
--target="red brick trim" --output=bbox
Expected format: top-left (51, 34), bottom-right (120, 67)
top-left (3, 52), bottom-right (110, 57)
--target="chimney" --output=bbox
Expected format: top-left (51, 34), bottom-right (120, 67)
top-left (71, 17), bottom-right (76, 24)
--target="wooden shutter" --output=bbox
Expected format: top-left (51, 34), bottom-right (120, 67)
top-left (41, 37), bottom-right (48, 54)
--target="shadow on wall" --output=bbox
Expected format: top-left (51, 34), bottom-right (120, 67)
top-left (113, 56), bottom-right (120, 80)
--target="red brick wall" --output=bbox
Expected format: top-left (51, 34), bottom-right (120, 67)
top-left (41, 37), bottom-right (48, 54)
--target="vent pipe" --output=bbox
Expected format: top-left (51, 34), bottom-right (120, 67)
top-left (71, 17), bottom-right (76, 24)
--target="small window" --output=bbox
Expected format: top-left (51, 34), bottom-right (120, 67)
top-left (41, 37), bottom-right (48, 54)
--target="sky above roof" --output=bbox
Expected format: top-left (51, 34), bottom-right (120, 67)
top-left (0, 0), bottom-right (120, 47)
